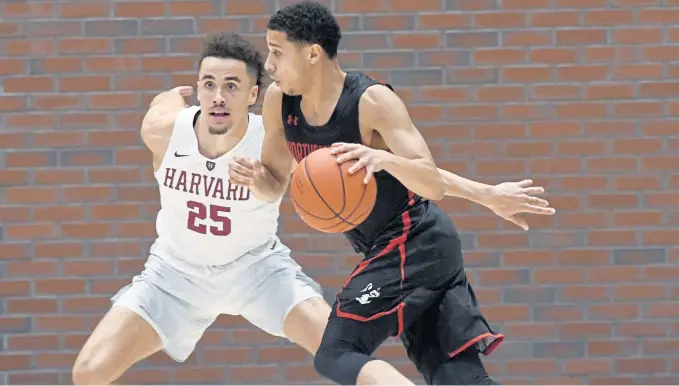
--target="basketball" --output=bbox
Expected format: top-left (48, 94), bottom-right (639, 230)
top-left (290, 147), bottom-right (377, 233)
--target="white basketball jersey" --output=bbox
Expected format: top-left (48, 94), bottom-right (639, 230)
top-left (150, 106), bottom-right (281, 266)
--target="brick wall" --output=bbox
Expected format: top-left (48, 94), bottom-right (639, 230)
top-left (1, 0), bottom-right (678, 384)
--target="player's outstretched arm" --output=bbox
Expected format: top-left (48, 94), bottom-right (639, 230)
top-left (439, 168), bottom-right (556, 230)
top-left (229, 82), bottom-right (296, 202)
top-left (140, 86), bottom-right (192, 171)
top-left (335, 84), bottom-right (444, 200)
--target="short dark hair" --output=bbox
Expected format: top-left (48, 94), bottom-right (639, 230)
top-left (199, 32), bottom-right (265, 88)
top-left (267, 1), bottom-right (341, 59)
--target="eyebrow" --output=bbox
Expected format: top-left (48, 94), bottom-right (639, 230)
top-left (200, 75), bottom-right (241, 82)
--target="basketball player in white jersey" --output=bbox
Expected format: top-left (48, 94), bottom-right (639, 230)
top-left (71, 33), bottom-right (330, 385)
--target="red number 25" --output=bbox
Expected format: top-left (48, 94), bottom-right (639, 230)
top-left (186, 201), bottom-right (231, 236)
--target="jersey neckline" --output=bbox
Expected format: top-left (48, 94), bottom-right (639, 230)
top-left (186, 109), bottom-right (255, 162)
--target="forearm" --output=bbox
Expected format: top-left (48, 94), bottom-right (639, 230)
top-left (382, 153), bottom-right (444, 200)
top-left (150, 90), bottom-right (185, 109)
top-left (439, 168), bottom-right (493, 206)
top-left (250, 168), bottom-right (289, 203)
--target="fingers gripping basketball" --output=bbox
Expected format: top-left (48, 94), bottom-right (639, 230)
top-left (290, 147), bottom-right (377, 233)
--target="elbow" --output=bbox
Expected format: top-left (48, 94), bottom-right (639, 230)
top-left (424, 166), bottom-right (445, 201)
top-left (420, 185), bottom-right (444, 201)
top-left (431, 186), bottom-right (445, 201)
top-left (433, 164), bottom-right (445, 200)
top-left (430, 183), bottom-right (445, 201)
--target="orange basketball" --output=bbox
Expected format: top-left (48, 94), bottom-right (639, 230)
top-left (290, 147), bottom-right (377, 233)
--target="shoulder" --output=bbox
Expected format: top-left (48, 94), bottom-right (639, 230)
top-left (262, 82), bottom-right (284, 107)
top-left (359, 83), bottom-right (404, 120)
top-left (173, 105), bottom-right (200, 127)
top-left (142, 104), bottom-right (193, 132)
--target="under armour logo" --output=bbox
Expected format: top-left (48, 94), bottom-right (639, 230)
top-left (287, 115), bottom-right (298, 126)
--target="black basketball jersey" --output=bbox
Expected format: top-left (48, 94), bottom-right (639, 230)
top-left (281, 71), bottom-right (424, 254)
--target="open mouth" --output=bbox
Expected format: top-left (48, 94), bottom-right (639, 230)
top-left (209, 111), bottom-right (230, 118)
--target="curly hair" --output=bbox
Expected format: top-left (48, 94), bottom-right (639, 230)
top-left (199, 32), bottom-right (265, 88)
top-left (267, 1), bottom-right (341, 59)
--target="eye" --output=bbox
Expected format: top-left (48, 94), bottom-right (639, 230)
top-left (227, 83), bottom-right (237, 91)
top-left (204, 81), bottom-right (214, 88)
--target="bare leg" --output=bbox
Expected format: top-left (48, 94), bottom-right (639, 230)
top-left (72, 306), bottom-right (162, 385)
top-left (357, 361), bottom-right (414, 385)
top-left (282, 296), bottom-right (331, 356)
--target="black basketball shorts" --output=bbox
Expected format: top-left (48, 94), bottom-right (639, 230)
top-left (324, 200), bottom-right (503, 378)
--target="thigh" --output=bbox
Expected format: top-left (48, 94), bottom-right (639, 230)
top-left (75, 305), bottom-right (162, 383)
top-left (112, 255), bottom-right (221, 362)
top-left (238, 248), bottom-right (324, 340)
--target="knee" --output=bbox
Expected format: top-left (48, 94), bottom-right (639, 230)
top-left (313, 342), bottom-right (371, 385)
top-left (312, 343), bottom-right (336, 380)
top-left (72, 350), bottom-right (114, 385)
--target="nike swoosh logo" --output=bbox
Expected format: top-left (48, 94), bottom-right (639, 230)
top-left (174, 151), bottom-right (189, 157)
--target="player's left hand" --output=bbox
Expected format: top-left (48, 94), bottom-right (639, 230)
top-left (228, 156), bottom-right (263, 186)
top-left (484, 179), bottom-right (556, 231)
top-left (331, 142), bottom-right (389, 184)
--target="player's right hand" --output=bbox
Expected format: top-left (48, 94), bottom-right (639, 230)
top-left (170, 85), bottom-right (194, 97)
top-left (228, 156), bottom-right (264, 187)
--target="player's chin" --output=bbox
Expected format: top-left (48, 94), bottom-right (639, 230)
top-left (207, 118), bottom-right (231, 134)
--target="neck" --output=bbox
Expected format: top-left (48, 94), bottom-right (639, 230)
top-left (302, 60), bottom-right (345, 111)
top-left (195, 113), bottom-right (249, 159)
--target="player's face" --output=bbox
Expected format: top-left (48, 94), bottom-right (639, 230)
top-left (197, 57), bottom-right (258, 135)
top-left (264, 30), bottom-right (309, 96)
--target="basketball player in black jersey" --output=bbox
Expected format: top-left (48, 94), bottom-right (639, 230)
top-left (228, 2), bottom-right (555, 384)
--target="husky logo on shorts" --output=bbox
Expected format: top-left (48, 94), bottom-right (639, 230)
top-left (206, 161), bottom-right (215, 171)
top-left (355, 282), bottom-right (381, 305)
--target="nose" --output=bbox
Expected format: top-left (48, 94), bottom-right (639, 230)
top-left (264, 56), bottom-right (274, 74)
top-left (212, 90), bottom-right (226, 105)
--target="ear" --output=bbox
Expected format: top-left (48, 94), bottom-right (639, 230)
top-left (308, 44), bottom-right (322, 65)
top-left (248, 85), bottom-right (259, 106)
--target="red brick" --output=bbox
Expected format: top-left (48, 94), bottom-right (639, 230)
top-left (392, 33), bottom-right (441, 49)
top-left (507, 359), bottom-right (558, 375)
top-left (585, 10), bottom-right (634, 25)
top-left (0, 281), bottom-right (30, 296)
top-left (564, 358), bottom-right (613, 375)
top-left (616, 358), bottom-right (668, 374)
top-left (7, 334), bottom-right (60, 350)
top-left (114, 2), bottom-right (165, 17)
top-left (0, 354), bottom-right (31, 371)
top-left (419, 14), bottom-right (468, 29)
top-left (2, 3), bottom-right (54, 18)
top-left (6, 261), bottom-right (58, 277)
top-left (7, 298), bottom-right (58, 314)
top-left (60, 3), bottom-right (107, 18)
top-left (588, 340), bottom-right (639, 356)
top-left (614, 64), bottom-right (664, 79)
top-left (617, 101), bottom-right (665, 118)
top-left (613, 28), bottom-right (663, 44)
top-left (530, 11), bottom-right (579, 27)
top-left (169, 1), bottom-right (215, 15)
top-left (620, 322), bottom-right (669, 337)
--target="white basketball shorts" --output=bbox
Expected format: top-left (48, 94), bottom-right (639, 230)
top-left (110, 237), bottom-right (323, 362)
